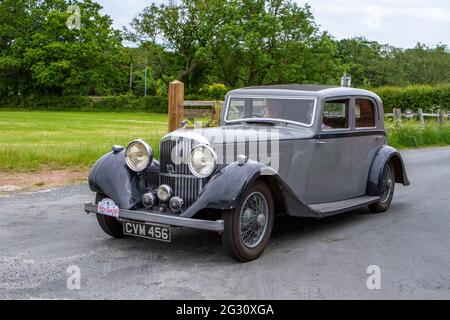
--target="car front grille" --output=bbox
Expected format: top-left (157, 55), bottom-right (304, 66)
top-left (159, 174), bottom-right (204, 209)
top-left (159, 138), bottom-right (204, 210)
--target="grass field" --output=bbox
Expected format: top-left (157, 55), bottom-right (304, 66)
top-left (0, 111), bottom-right (168, 172)
top-left (0, 111), bottom-right (449, 173)
top-left (386, 119), bottom-right (450, 149)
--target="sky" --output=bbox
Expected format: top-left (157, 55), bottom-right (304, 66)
top-left (96, 0), bottom-right (450, 48)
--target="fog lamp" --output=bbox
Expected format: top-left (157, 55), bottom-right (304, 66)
top-left (142, 192), bottom-right (156, 208)
top-left (157, 185), bottom-right (172, 202)
top-left (169, 196), bottom-right (184, 212)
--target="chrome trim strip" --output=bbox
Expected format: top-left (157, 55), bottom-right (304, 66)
top-left (84, 203), bottom-right (224, 232)
top-left (160, 131), bottom-right (210, 145)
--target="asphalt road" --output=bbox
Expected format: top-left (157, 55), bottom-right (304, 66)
top-left (1, 147), bottom-right (449, 300)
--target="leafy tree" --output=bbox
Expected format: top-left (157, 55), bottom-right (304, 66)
top-left (0, 0), bottom-right (127, 96)
top-left (129, 0), bottom-right (343, 91)
top-left (214, 1), bottom-right (343, 86)
top-left (337, 38), bottom-right (450, 87)
top-left (337, 37), bottom-right (387, 87)
top-left (388, 44), bottom-right (450, 86)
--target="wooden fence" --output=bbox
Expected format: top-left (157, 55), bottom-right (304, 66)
top-left (386, 108), bottom-right (449, 126)
top-left (168, 80), bottom-right (223, 132)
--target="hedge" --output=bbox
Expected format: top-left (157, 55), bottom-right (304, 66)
top-left (373, 84), bottom-right (450, 113)
top-left (1, 83), bottom-right (449, 114)
top-left (0, 94), bottom-right (168, 113)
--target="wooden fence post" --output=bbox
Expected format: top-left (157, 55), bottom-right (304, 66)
top-left (214, 100), bottom-right (223, 125)
top-left (394, 108), bottom-right (402, 127)
top-left (418, 108), bottom-right (425, 128)
top-left (438, 109), bottom-right (445, 126)
top-left (168, 80), bottom-right (184, 132)
top-left (394, 108), bottom-right (401, 120)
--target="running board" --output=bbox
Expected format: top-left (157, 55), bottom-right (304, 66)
top-left (309, 196), bottom-right (380, 217)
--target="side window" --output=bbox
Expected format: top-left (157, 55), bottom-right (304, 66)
top-left (322, 99), bottom-right (349, 130)
top-left (355, 99), bottom-right (376, 128)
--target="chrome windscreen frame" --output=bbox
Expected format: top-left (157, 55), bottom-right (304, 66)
top-left (223, 95), bottom-right (318, 128)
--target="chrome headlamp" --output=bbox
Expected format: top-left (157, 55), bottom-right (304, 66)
top-left (188, 144), bottom-right (217, 178)
top-left (125, 139), bottom-right (153, 172)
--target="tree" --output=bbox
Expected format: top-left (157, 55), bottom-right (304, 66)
top-left (336, 37), bottom-right (388, 87)
top-left (0, 0), bottom-right (127, 97)
top-left (213, 1), bottom-right (343, 86)
top-left (389, 44), bottom-right (450, 86)
top-left (337, 38), bottom-right (450, 87)
top-left (129, 0), bottom-right (343, 91)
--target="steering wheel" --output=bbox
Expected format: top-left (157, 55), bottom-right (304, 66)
top-left (246, 113), bottom-right (262, 118)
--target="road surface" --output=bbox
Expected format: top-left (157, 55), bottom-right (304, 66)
top-left (1, 147), bottom-right (449, 299)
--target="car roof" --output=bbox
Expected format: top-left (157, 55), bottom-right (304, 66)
top-left (227, 84), bottom-right (382, 102)
top-left (240, 84), bottom-right (338, 92)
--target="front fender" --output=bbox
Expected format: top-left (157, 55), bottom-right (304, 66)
top-left (181, 160), bottom-right (316, 218)
top-left (367, 146), bottom-right (410, 196)
top-left (88, 150), bottom-right (145, 210)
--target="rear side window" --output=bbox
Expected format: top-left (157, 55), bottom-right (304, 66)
top-left (355, 99), bottom-right (376, 128)
top-left (322, 99), bottom-right (349, 130)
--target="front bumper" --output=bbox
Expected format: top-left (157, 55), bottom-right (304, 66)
top-left (84, 203), bottom-right (224, 232)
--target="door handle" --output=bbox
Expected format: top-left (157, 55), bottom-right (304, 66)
top-left (316, 140), bottom-right (327, 144)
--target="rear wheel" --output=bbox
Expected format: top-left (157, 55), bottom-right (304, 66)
top-left (369, 162), bottom-right (395, 213)
top-left (221, 182), bottom-right (274, 262)
top-left (95, 193), bottom-right (126, 238)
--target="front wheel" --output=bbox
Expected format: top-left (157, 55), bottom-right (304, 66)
top-left (221, 182), bottom-right (274, 262)
top-left (369, 162), bottom-right (395, 213)
top-left (95, 193), bottom-right (126, 238)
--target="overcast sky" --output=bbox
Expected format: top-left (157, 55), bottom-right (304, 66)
top-left (96, 0), bottom-right (450, 48)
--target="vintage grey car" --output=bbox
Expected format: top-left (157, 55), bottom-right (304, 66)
top-left (84, 84), bottom-right (410, 262)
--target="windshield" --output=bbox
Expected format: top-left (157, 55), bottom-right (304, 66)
top-left (225, 97), bottom-right (316, 126)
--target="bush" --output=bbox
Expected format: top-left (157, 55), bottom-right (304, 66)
top-left (199, 83), bottom-right (229, 100)
top-left (0, 95), bottom-right (168, 113)
top-left (373, 84), bottom-right (450, 113)
top-left (386, 121), bottom-right (450, 149)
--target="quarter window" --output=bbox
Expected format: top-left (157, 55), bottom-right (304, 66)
top-left (355, 99), bottom-right (376, 128)
top-left (322, 99), bottom-right (349, 130)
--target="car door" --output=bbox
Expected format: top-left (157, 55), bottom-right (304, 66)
top-left (306, 97), bottom-right (354, 204)
top-left (349, 97), bottom-right (386, 197)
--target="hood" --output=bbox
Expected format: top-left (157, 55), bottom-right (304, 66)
top-left (161, 124), bottom-right (314, 146)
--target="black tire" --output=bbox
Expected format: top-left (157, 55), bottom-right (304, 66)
top-left (369, 162), bottom-right (395, 213)
top-left (221, 181), bottom-right (274, 262)
top-left (95, 193), bottom-right (126, 238)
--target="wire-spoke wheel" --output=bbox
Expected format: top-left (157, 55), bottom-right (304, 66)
top-left (222, 182), bottom-right (274, 262)
top-left (369, 162), bottom-right (395, 213)
top-left (240, 192), bottom-right (269, 248)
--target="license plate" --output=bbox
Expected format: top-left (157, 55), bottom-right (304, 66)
top-left (123, 221), bottom-right (171, 242)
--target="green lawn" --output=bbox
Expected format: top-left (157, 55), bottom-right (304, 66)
top-left (0, 111), bottom-right (449, 173)
top-left (0, 111), bottom-right (168, 172)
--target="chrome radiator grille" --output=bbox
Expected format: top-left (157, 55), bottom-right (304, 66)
top-left (160, 138), bottom-right (191, 174)
top-left (160, 174), bottom-right (204, 209)
top-left (159, 138), bottom-right (204, 209)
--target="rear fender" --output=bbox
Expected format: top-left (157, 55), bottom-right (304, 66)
top-left (367, 146), bottom-right (410, 196)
